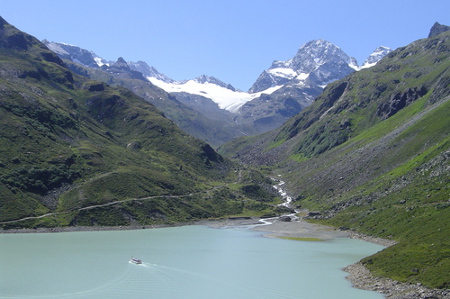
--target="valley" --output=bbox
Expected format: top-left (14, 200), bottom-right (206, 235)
top-left (0, 14), bottom-right (449, 297)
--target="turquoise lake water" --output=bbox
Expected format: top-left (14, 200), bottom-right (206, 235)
top-left (0, 225), bottom-right (384, 298)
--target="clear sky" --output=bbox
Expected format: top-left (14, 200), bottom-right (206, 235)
top-left (1, 0), bottom-right (449, 90)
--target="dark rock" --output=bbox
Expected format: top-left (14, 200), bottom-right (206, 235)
top-left (88, 83), bottom-right (106, 92)
top-left (428, 22), bottom-right (450, 38)
top-left (274, 206), bottom-right (295, 213)
top-left (376, 86), bottom-right (427, 119)
top-left (307, 211), bottom-right (322, 217)
top-left (279, 216), bottom-right (292, 222)
top-left (227, 216), bottom-right (251, 220)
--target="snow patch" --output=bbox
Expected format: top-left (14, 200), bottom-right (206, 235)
top-left (94, 57), bottom-right (108, 67)
top-left (149, 78), bottom-right (282, 112)
top-left (360, 62), bottom-right (377, 69)
top-left (296, 72), bottom-right (309, 81)
top-left (267, 68), bottom-right (297, 79)
top-left (45, 42), bottom-right (69, 56)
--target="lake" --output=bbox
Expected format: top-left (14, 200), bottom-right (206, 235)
top-left (0, 225), bottom-right (384, 298)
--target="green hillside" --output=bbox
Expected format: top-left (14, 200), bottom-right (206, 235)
top-left (221, 31), bottom-right (450, 288)
top-left (65, 60), bottom-right (243, 147)
top-left (0, 17), bottom-right (278, 229)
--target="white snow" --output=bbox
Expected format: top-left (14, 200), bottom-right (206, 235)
top-left (45, 43), bottom-right (69, 56)
top-left (267, 67), bottom-right (297, 79)
top-left (94, 57), bottom-right (108, 67)
top-left (296, 72), bottom-right (309, 81)
top-left (360, 46), bottom-right (392, 69)
top-left (348, 60), bottom-right (360, 71)
top-left (148, 77), bottom-right (282, 112)
top-left (360, 62), bottom-right (377, 69)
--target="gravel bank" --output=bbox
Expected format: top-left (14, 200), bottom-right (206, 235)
top-left (344, 262), bottom-right (450, 299)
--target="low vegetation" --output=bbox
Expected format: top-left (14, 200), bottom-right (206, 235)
top-left (0, 17), bottom-right (281, 229)
top-left (221, 31), bottom-right (450, 288)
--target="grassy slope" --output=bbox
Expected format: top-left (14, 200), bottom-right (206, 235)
top-left (221, 32), bottom-right (450, 288)
top-left (0, 17), bottom-right (279, 228)
top-left (65, 60), bottom-right (242, 147)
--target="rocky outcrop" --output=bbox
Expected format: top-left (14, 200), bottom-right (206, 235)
top-left (428, 22), bottom-right (450, 38)
top-left (376, 86), bottom-right (428, 119)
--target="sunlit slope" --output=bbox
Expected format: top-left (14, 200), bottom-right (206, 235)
top-left (221, 31), bottom-right (450, 288)
top-left (0, 16), bottom-right (277, 228)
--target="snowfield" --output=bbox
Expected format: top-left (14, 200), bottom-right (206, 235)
top-left (148, 77), bottom-right (282, 112)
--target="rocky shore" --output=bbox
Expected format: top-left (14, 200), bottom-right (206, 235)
top-left (344, 262), bottom-right (450, 299)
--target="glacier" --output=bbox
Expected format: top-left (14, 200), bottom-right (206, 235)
top-left (148, 77), bottom-right (282, 112)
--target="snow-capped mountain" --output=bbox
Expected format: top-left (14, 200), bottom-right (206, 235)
top-left (148, 75), bottom-right (281, 112)
top-left (43, 39), bottom-right (392, 145)
top-left (42, 40), bottom-right (108, 68)
top-left (249, 39), bottom-right (359, 93)
top-left (148, 40), bottom-right (373, 114)
top-left (232, 39), bottom-right (364, 133)
top-left (360, 46), bottom-right (392, 69)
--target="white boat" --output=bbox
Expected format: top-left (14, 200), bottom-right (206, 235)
top-left (130, 257), bottom-right (142, 264)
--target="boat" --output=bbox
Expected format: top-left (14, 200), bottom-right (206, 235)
top-left (130, 257), bottom-right (142, 264)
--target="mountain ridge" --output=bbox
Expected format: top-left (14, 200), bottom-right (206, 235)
top-left (229, 40), bottom-right (391, 135)
top-left (42, 38), bottom-right (391, 145)
top-left (44, 39), bottom-right (390, 117)
top-left (0, 16), bottom-right (277, 227)
top-left (219, 28), bottom-right (450, 289)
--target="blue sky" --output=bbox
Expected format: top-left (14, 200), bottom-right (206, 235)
top-left (1, 0), bottom-right (449, 90)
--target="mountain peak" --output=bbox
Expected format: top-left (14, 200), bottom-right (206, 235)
top-left (127, 61), bottom-right (174, 83)
top-left (291, 39), bottom-right (355, 73)
top-left (114, 57), bottom-right (128, 66)
top-left (189, 75), bottom-right (237, 91)
top-left (360, 46), bottom-right (393, 69)
top-left (428, 22), bottom-right (450, 38)
top-left (249, 39), bottom-right (357, 93)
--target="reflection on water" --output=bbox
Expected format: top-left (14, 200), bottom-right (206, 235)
top-left (0, 225), bottom-right (384, 299)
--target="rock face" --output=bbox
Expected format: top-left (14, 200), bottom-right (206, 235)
top-left (103, 57), bottom-right (148, 81)
top-left (233, 40), bottom-right (360, 134)
top-left (43, 40), bottom-right (108, 68)
top-left (248, 39), bottom-right (358, 93)
top-left (428, 22), bottom-right (450, 38)
top-left (127, 60), bottom-right (174, 83)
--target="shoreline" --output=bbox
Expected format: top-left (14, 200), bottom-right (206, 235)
top-left (1, 217), bottom-right (449, 298)
top-left (344, 262), bottom-right (450, 299)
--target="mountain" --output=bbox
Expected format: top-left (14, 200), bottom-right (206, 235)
top-left (220, 28), bottom-right (450, 289)
top-left (0, 16), bottom-right (277, 228)
top-left (43, 42), bottom-right (245, 146)
top-left (43, 40), bottom-right (108, 68)
top-left (360, 46), bottom-right (392, 69)
top-left (150, 39), bottom-right (391, 136)
top-left (231, 40), bottom-right (363, 134)
top-left (127, 60), bottom-right (174, 83)
top-left (44, 39), bottom-right (391, 145)
top-left (44, 41), bottom-right (288, 144)
top-left (249, 39), bottom-right (359, 93)
top-left (428, 22), bottom-right (450, 38)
